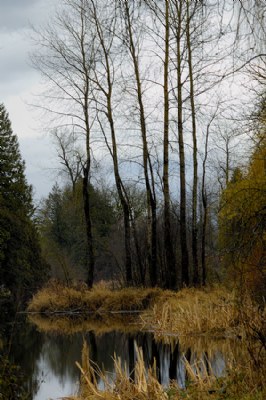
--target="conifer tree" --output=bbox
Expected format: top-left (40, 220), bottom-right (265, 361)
top-left (0, 103), bottom-right (48, 303)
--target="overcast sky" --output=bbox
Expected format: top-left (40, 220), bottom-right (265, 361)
top-left (1, 0), bottom-right (58, 201)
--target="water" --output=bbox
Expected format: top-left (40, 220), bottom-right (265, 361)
top-left (0, 313), bottom-right (237, 400)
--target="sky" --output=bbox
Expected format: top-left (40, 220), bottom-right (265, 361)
top-left (1, 0), bottom-right (58, 201)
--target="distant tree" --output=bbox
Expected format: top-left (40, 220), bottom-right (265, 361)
top-left (38, 180), bottom-right (116, 283)
top-left (0, 104), bottom-right (49, 304)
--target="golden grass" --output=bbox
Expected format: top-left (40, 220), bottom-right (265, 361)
top-left (63, 338), bottom-right (266, 400)
top-left (65, 341), bottom-right (169, 400)
top-left (27, 281), bottom-right (266, 399)
top-left (28, 281), bottom-right (265, 340)
top-left (27, 280), bottom-right (161, 314)
top-left (141, 286), bottom-right (265, 339)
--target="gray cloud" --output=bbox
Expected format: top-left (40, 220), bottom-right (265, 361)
top-left (0, 0), bottom-right (54, 96)
top-left (0, 0), bottom-right (56, 198)
top-left (0, 31), bottom-right (37, 96)
top-left (0, 0), bottom-right (52, 32)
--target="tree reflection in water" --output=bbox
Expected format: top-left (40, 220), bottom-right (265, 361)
top-left (2, 315), bottom-right (236, 399)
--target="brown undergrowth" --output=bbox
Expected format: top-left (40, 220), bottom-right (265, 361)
top-left (28, 281), bottom-right (265, 399)
top-left (28, 281), bottom-right (265, 340)
top-left (27, 280), bottom-right (161, 314)
top-left (63, 338), bottom-right (266, 400)
top-left (141, 286), bottom-right (241, 337)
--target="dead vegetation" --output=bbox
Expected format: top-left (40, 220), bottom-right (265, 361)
top-left (62, 337), bottom-right (265, 400)
top-left (27, 280), bottom-right (161, 314)
top-left (27, 281), bottom-right (266, 399)
top-left (28, 281), bottom-right (265, 341)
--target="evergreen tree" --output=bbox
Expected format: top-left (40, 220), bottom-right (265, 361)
top-left (0, 103), bottom-right (48, 303)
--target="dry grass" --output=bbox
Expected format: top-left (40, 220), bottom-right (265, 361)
top-left (65, 341), bottom-right (169, 400)
top-left (27, 280), bottom-right (161, 314)
top-left (63, 338), bottom-right (266, 400)
top-left (28, 281), bottom-right (265, 340)
top-left (27, 282), bottom-right (266, 399)
top-left (141, 286), bottom-right (265, 339)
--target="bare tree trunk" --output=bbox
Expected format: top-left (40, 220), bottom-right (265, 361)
top-left (201, 113), bottom-right (215, 286)
top-left (163, 0), bottom-right (177, 289)
top-left (81, 7), bottom-right (95, 288)
top-left (107, 94), bottom-right (133, 285)
top-left (176, 0), bottom-right (189, 286)
top-left (186, 0), bottom-right (199, 286)
top-left (82, 167), bottom-right (95, 288)
top-left (91, 0), bottom-right (133, 285)
top-left (122, 0), bottom-right (157, 287)
top-left (201, 188), bottom-right (207, 286)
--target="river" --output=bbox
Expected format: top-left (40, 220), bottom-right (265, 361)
top-left (0, 312), bottom-right (242, 399)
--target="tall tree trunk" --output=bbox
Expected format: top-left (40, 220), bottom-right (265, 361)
top-left (92, 1), bottom-right (133, 285)
top-left (82, 167), bottom-right (95, 288)
top-left (201, 189), bottom-right (207, 286)
top-left (107, 93), bottom-right (133, 285)
top-left (186, 1), bottom-right (199, 286)
top-left (163, 0), bottom-right (177, 289)
top-left (201, 120), bottom-right (211, 286)
top-left (176, 0), bottom-right (189, 286)
top-left (81, 7), bottom-right (95, 288)
top-left (123, 1), bottom-right (157, 286)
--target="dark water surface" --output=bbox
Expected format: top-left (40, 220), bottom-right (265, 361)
top-left (1, 314), bottom-right (233, 400)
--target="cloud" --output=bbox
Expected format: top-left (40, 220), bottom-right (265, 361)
top-left (19, 134), bottom-right (58, 200)
top-left (0, 0), bottom-right (61, 198)
top-left (0, 0), bottom-right (53, 32)
top-left (0, 31), bottom-right (38, 96)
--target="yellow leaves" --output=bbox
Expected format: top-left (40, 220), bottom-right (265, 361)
top-left (219, 133), bottom-right (266, 294)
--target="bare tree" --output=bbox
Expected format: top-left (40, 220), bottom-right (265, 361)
top-left (119, 0), bottom-right (158, 286)
top-left (53, 128), bottom-right (83, 192)
top-left (31, 0), bottom-right (96, 287)
top-left (170, 0), bottom-right (189, 286)
top-left (87, 0), bottom-right (133, 285)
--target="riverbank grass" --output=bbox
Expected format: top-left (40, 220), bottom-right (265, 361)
top-left (64, 339), bottom-right (266, 400)
top-left (27, 280), bottom-right (161, 314)
top-left (27, 281), bottom-right (265, 339)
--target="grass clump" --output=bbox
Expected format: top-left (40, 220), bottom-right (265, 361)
top-left (66, 341), bottom-right (169, 400)
top-left (27, 280), bottom-right (161, 314)
top-left (141, 286), bottom-right (265, 339)
top-left (28, 281), bottom-right (265, 340)
top-left (64, 339), bottom-right (266, 400)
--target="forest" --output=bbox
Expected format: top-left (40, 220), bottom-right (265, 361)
top-left (0, 0), bottom-right (265, 300)
top-left (28, 0), bottom-right (265, 296)
top-left (0, 1), bottom-right (265, 398)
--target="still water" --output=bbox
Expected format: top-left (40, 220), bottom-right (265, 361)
top-left (2, 314), bottom-right (234, 400)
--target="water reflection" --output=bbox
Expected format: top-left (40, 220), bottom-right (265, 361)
top-left (0, 315), bottom-right (241, 399)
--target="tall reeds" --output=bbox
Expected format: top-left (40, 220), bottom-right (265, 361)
top-left (65, 337), bottom-right (266, 400)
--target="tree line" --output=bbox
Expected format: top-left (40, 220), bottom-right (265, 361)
top-left (1, 0), bottom-right (263, 296)
top-left (30, 0), bottom-right (265, 291)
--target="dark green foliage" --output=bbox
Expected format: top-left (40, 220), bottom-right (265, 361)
top-left (38, 180), bottom-right (116, 281)
top-left (0, 356), bottom-right (31, 400)
top-left (0, 104), bottom-right (49, 303)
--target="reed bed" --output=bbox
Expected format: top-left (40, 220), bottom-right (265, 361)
top-left (27, 280), bottom-right (161, 314)
top-left (28, 281), bottom-right (265, 339)
top-left (141, 286), bottom-right (265, 339)
top-left (65, 341), bottom-right (169, 400)
top-left (63, 338), bottom-right (266, 400)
